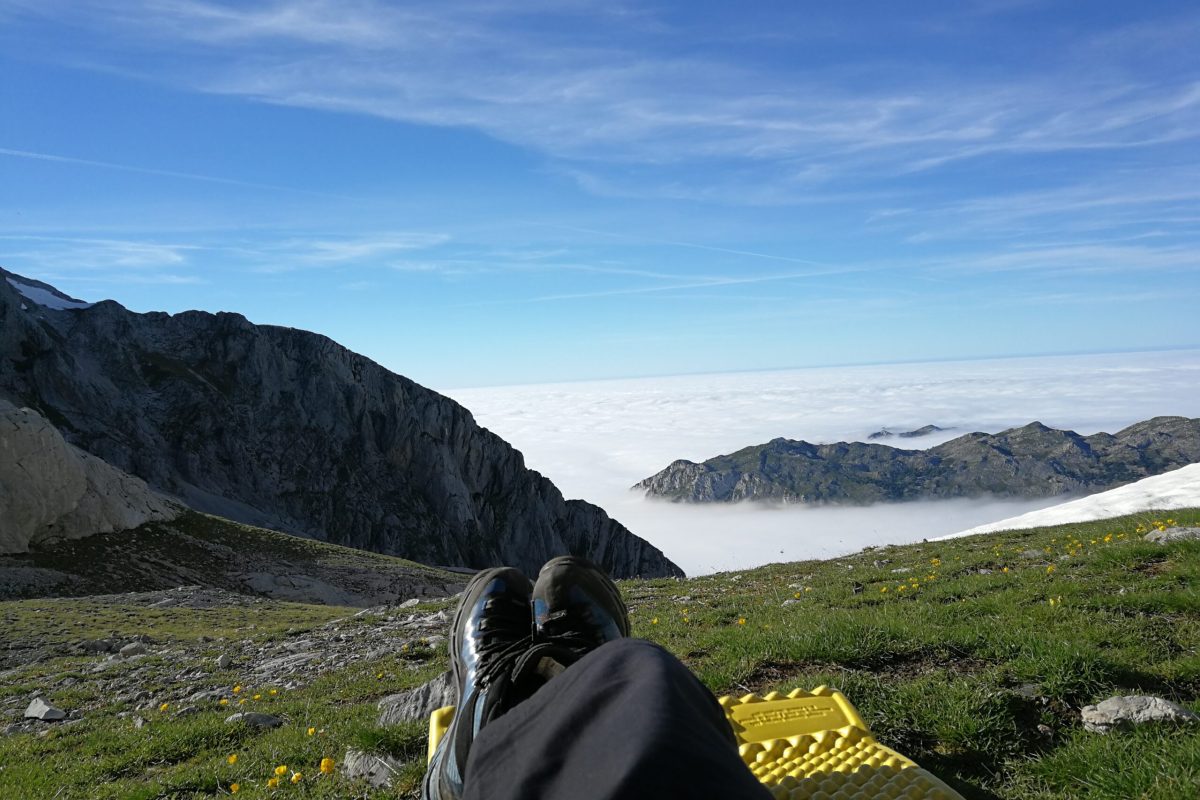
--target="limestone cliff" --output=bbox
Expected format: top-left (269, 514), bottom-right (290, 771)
top-left (0, 270), bottom-right (681, 578)
top-left (0, 401), bottom-right (181, 553)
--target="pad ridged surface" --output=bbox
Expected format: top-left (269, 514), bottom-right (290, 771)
top-left (718, 687), bottom-right (965, 800)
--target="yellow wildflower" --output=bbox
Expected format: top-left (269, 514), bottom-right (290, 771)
top-left (232, 685), bottom-right (242, 694)
top-left (307, 727), bottom-right (316, 736)
top-left (376, 673), bottom-right (384, 679)
top-left (1002, 567), bottom-right (1009, 573)
top-left (274, 765), bottom-right (288, 776)
top-left (737, 618), bottom-right (746, 626)
top-left (266, 777), bottom-right (279, 789)
top-left (880, 587), bottom-right (888, 593)
top-left (650, 617), bottom-right (658, 625)
top-left (793, 592), bottom-right (802, 599)
top-left (805, 587), bottom-right (812, 592)
top-left (219, 698), bottom-right (229, 706)
top-left (269, 689), bottom-right (278, 696)
top-left (230, 783), bottom-right (240, 794)
top-left (227, 754), bottom-right (238, 765)
top-left (238, 699), bottom-right (246, 705)
top-left (253, 694), bottom-right (262, 701)
top-left (291, 772), bottom-right (303, 784)
top-left (1046, 565), bottom-right (1056, 574)
top-left (320, 757), bottom-right (336, 775)
top-left (159, 702), bottom-right (170, 713)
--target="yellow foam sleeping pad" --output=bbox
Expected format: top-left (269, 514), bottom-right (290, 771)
top-left (427, 685), bottom-right (964, 800)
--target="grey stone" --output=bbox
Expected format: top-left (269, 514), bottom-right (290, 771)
top-left (24, 697), bottom-right (66, 721)
top-left (781, 598), bottom-right (800, 607)
top-left (224, 712), bottom-right (283, 729)
top-left (120, 642), bottom-right (148, 657)
top-left (378, 671), bottom-right (455, 727)
top-left (215, 654), bottom-right (232, 670)
top-left (398, 598), bottom-right (421, 608)
top-left (342, 748), bottom-right (404, 789)
top-left (78, 639), bottom-right (115, 654)
top-left (1145, 526), bottom-right (1200, 543)
top-left (1081, 695), bottom-right (1200, 734)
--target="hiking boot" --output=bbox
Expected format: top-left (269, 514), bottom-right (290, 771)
top-left (531, 556), bottom-right (630, 660)
top-left (422, 567), bottom-right (536, 800)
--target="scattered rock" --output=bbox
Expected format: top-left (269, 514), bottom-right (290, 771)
top-left (77, 639), bottom-right (115, 654)
top-left (378, 672), bottom-right (455, 727)
top-left (1081, 695), bottom-right (1200, 734)
top-left (216, 654), bottom-right (233, 670)
top-left (133, 716), bottom-right (146, 729)
top-left (890, 567), bottom-right (912, 574)
top-left (398, 598), bottom-right (421, 608)
top-left (24, 697), bottom-right (67, 721)
top-left (119, 642), bottom-right (148, 657)
top-left (977, 568), bottom-right (993, 575)
top-left (224, 712), bottom-right (283, 729)
top-left (343, 749), bottom-right (404, 789)
top-left (781, 599), bottom-right (800, 607)
top-left (1145, 527), bottom-right (1200, 544)
top-left (1019, 550), bottom-right (1043, 560)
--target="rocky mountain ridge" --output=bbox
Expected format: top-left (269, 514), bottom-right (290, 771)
top-left (634, 417), bottom-right (1200, 503)
top-left (0, 269), bottom-right (681, 578)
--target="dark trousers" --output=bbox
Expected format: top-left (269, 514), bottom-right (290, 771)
top-left (462, 638), bottom-right (773, 800)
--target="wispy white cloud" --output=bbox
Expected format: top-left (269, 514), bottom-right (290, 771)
top-left (9, 1), bottom-right (1200, 201)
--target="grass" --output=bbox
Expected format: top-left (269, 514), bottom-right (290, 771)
top-left (1, 510), bottom-right (1197, 798)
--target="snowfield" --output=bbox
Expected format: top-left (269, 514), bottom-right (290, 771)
top-left (940, 463), bottom-right (1200, 539)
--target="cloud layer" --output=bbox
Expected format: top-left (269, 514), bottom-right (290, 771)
top-left (447, 350), bottom-right (1200, 574)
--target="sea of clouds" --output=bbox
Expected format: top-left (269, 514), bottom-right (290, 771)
top-left (445, 350), bottom-right (1200, 575)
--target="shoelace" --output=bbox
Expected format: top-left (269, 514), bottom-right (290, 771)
top-left (536, 607), bottom-right (604, 658)
top-left (474, 595), bottom-right (536, 687)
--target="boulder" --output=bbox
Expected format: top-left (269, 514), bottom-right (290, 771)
top-left (224, 712), bottom-right (283, 729)
top-left (1145, 527), bottom-right (1200, 543)
top-left (24, 697), bottom-right (66, 721)
top-left (1081, 695), bottom-right (1199, 734)
top-left (378, 671), bottom-right (455, 727)
top-left (343, 749), bottom-right (404, 789)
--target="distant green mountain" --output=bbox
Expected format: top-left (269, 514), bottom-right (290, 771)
top-left (634, 417), bottom-right (1200, 503)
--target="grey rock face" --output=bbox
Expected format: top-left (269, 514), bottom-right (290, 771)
top-left (377, 671), bottom-right (455, 727)
top-left (0, 269), bottom-right (680, 578)
top-left (24, 697), bottom-right (66, 721)
top-left (0, 402), bottom-right (181, 554)
top-left (1145, 526), bottom-right (1200, 543)
top-left (1081, 695), bottom-right (1199, 734)
top-left (635, 419), bottom-right (1200, 504)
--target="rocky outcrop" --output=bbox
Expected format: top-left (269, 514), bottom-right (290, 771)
top-left (0, 401), bottom-right (181, 553)
top-left (0, 269), bottom-right (680, 578)
top-left (635, 418), bottom-right (1200, 504)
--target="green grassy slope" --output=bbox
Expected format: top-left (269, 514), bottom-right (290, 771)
top-left (0, 511), bottom-right (461, 604)
top-left (1, 510), bottom-right (1197, 799)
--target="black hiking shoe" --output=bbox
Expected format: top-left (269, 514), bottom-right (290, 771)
top-left (422, 567), bottom-right (538, 800)
top-left (531, 556), bottom-right (630, 662)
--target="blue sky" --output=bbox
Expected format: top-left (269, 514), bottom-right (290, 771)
top-left (2, 0), bottom-right (1198, 388)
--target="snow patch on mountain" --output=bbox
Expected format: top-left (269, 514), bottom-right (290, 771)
top-left (940, 463), bottom-right (1200, 539)
top-left (5, 277), bottom-right (93, 310)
